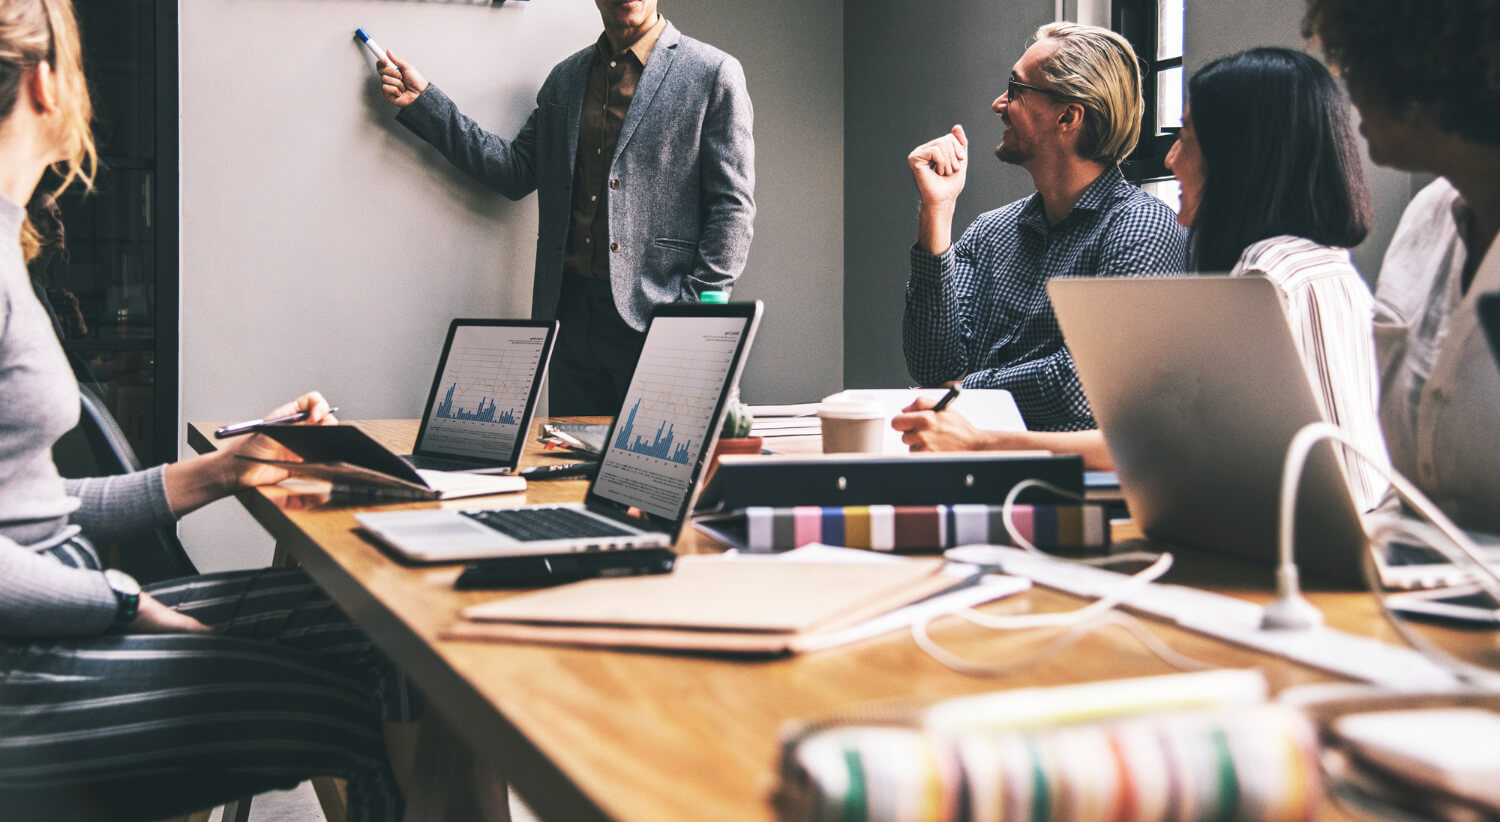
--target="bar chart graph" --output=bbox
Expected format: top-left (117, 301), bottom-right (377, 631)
top-left (419, 325), bottom-right (549, 461)
top-left (593, 315), bottom-right (749, 518)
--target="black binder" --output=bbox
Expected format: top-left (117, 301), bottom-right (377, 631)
top-left (696, 452), bottom-right (1084, 510)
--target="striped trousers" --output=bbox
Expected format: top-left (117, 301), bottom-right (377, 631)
top-left (0, 539), bottom-right (420, 822)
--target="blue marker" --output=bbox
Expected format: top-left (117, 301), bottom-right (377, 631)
top-left (355, 28), bottom-right (392, 72)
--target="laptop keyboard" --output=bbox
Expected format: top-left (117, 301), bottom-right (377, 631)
top-left (406, 455), bottom-right (494, 473)
top-left (1384, 541), bottom-right (1451, 566)
top-left (462, 507), bottom-right (638, 542)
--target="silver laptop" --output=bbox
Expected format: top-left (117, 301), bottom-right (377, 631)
top-left (1049, 275), bottom-right (1369, 584)
top-left (403, 319), bottom-right (559, 475)
top-left (358, 301), bottom-right (763, 562)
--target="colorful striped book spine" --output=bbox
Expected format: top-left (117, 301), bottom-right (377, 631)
top-left (741, 504), bottom-right (1109, 553)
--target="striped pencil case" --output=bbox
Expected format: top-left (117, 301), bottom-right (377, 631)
top-left (775, 703), bottom-right (1321, 822)
top-left (700, 504), bottom-right (1111, 553)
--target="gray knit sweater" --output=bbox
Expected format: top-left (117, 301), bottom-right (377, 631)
top-left (0, 195), bottom-right (175, 639)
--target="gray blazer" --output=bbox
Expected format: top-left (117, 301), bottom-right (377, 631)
top-left (397, 22), bottom-right (755, 331)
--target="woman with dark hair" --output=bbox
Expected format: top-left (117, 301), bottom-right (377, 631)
top-left (893, 47), bottom-right (1389, 511)
top-left (1306, 0), bottom-right (1500, 534)
top-left (0, 1), bottom-right (415, 818)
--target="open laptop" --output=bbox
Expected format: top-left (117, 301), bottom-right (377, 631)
top-left (357, 301), bottom-right (763, 562)
top-left (1049, 275), bottom-right (1370, 584)
top-left (403, 319), bottom-right (558, 474)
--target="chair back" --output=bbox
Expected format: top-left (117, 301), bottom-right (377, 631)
top-left (53, 384), bottom-right (198, 582)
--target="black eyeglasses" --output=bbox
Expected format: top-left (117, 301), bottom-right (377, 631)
top-left (1007, 77), bottom-right (1078, 102)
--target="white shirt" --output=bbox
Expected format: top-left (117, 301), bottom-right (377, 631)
top-left (1375, 179), bottom-right (1500, 533)
top-left (1233, 236), bottom-right (1390, 512)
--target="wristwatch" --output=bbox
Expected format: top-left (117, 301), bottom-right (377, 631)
top-left (103, 569), bottom-right (141, 629)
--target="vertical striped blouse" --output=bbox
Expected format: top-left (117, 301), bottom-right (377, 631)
top-left (1231, 235), bottom-right (1390, 511)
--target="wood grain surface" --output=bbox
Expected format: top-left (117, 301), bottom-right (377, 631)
top-left (188, 419), bottom-right (1498, 822)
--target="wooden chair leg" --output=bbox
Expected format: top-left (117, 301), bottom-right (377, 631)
top-left (312, 777), bottom-right (348, 822)
top-left (404, 712), bottom-right (511, 822)
top-left (218, 796), bottom-right (253, 822)
top-left (270, 540), bottom-right (296, 569)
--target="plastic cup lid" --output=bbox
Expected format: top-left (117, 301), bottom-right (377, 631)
top-left (818, 395), bottom-right (885, 420)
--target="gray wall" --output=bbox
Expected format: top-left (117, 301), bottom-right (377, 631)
top-left (668, 1), bottom-right (845, 405)
top-left (1185, 0), bottom-right (1413, 284)
top-left (841, 0), bottom-right (1425, 391)
top-left (177, 1), bottom-right (844, 571)
top-left (843, 0), bottom-right (1057, 389)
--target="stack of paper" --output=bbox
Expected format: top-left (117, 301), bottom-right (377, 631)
top-left (749, 403), bottom-right (822, 438)
top-left (444, 547), bottom-right (1028, 656)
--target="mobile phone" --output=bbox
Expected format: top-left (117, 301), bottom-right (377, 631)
top-left (1385, 585), bottom-right (1500, 625)
top-left (454, 548), bottom-right (676, 589)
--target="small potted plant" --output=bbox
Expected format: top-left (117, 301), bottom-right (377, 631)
top-left (707, 391), bottom-right (761, 483)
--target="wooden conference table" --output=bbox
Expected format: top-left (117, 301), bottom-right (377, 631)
top-left (187, 418), bottom-right (1493, 822)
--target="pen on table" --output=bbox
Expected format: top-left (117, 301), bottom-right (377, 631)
top-left (214, 407), bottom-right (339, 439)
top-left (541, 424), bottom-right (586, 450)
top-left (931, 386), bottom-right (960, 413)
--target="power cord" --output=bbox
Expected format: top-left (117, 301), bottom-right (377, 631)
top-left (912, 480), bottom-right (1215, 677)
top-left (1277, 422), bottom-right (1500, 687)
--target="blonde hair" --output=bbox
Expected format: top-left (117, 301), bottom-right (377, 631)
top-left (1032, 22), bottom-right (1143, 165)
top-left (0, 0), bottom-right (95, 261)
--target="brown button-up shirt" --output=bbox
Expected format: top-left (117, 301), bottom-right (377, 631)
top-left (563, 15), bottom-right (668, 282)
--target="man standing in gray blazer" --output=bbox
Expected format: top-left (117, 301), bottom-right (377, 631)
top-left (379, 0), bottom-right (755, 414)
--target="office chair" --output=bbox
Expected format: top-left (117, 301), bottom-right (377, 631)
top-left (52, 383), bottom-right (198, 583)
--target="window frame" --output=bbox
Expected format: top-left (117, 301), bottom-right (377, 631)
top-left (1113, 0), bottom-right (1183, 183)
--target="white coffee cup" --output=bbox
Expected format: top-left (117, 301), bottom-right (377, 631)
top-left (818, 395), bottom-right (887, 454)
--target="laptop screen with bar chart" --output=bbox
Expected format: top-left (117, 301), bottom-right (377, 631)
top-left (354, 303), bottom-right (760, 562)
top-left (586, 303), bottom-right (762, 524)
top-left (409, 319), bottom-right (558, 473)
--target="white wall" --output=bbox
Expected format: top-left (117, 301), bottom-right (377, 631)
top-left (177, 1), bottom-right (844, 571)
top-left (178, 2), bottom-right (600, 570)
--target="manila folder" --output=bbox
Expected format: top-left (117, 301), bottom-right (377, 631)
top-left (447, 555), bottom-right (955, 656)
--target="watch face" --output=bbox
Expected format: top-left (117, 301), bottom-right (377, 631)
top-left (104, 569), bottom-right (141, 626)
top-left (105, 569), bottom-right (141, 596)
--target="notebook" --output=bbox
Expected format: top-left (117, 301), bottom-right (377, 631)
top-left (404, 319), bottom-right (559, 474)
top-left (444, 553), bottom-right (976, 656)
top-left (1049, 275), bottom-right (1370, 584)
top-left (356, 301), bottom-right (763, 562)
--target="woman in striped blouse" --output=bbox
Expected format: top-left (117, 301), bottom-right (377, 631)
top-left (894, 47), bottom-right (1389, 512)
top-left (0, 1), bottom-right (417, 818)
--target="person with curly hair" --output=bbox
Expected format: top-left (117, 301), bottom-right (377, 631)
top-left (1305, 0), bottom-right (1500, 533)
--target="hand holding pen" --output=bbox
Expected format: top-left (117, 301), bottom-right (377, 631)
top-left (890, 385), bottom-right (981, 452)
top-left (213, 393), bottom-right (340, 489)
top-left (929, 385), bottom-right (961, 412)
top-left (216, 406), bottom-right (340, 439)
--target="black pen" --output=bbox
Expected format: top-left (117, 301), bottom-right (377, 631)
top-left (214, 407), bottom-right (339, 439)
top-left (931, 386), bottom-right (960, 412)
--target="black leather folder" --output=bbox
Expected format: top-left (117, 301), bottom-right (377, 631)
top-left (696, 452), bottom-right (1084, 510)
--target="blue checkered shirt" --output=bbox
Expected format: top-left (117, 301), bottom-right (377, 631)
top-left (903, 166), bottom-right (1188, 431)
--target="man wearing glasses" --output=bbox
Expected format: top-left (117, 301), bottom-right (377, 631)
top-left (902, 22), bottom-right (1186, 432)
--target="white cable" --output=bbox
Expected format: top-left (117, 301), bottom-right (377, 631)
top-left (953, 553), bottom-right (1174, 630)
top-left (1000, 478), bottom-right (1162, 567)
top-left (907, 481), bottom-right (1194, 677)
top-left (1363, 518), bottom-right (1500, 689)
top-left (1279, 422), bottom-right (1500, 686)
top-left (912, 552), bottom-right (1220, 675)
top-left (913, 606), bottom-right (1218, 677)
